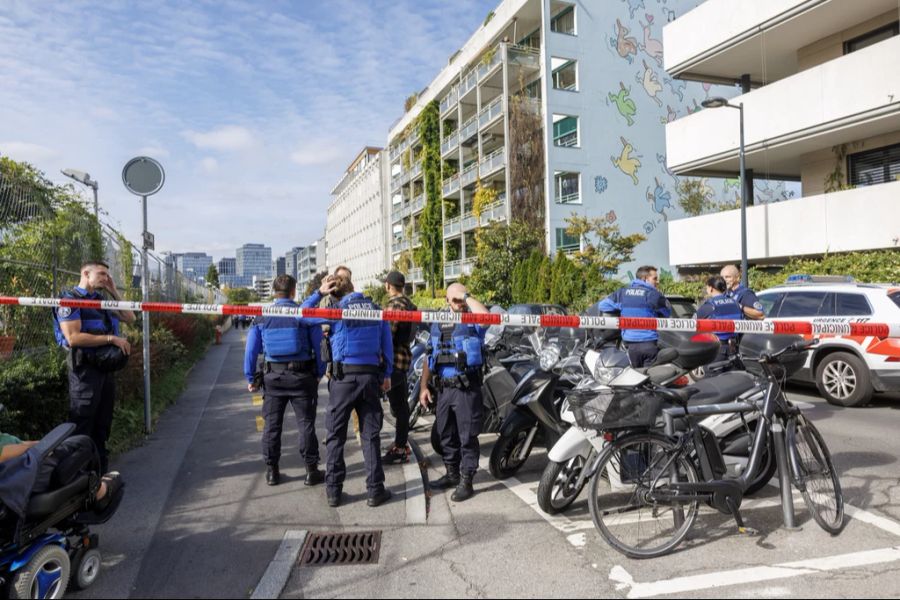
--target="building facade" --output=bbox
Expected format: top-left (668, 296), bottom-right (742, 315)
top-left (385, 0), bottom-right (793, 284)
top-left (274, 256), bottom-right (286, 277)
top-left (236, 243), bottom-right (273, 280)
top-left (297, 237), bottom-right (326, 293)
top-left (325, 147), bottom-right (390, 290)
top-left (664, 0), bottom-right (899, 269)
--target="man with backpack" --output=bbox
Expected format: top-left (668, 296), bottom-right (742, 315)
top-left (381, 271), bottom-right (418, 465)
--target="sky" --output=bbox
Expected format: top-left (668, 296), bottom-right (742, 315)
top-left (0, 0), bottom-right (497, 261)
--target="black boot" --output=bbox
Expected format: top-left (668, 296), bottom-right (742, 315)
top-left (266, 464), bottom-right (280, 486)
top-left (305, 464), bottom-right (324, 486)
top-left (430, 464), bottom-right (460, 490)
top-left (451, 473), bottom-right (474, 502)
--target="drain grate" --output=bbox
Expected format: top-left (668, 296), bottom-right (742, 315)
top-left (299, 531), bottom-right (382, 567)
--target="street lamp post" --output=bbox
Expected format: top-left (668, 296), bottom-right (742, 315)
top-left (701, 97), bottom-right (749, 288)
top-left (61, 169), bottom-right (100, 238)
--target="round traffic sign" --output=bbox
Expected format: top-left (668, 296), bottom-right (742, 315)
top-left (122, 156), bottom-right (165, 196)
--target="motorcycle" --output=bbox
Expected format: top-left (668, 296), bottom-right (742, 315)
top-left (488, 327), bottom-right (587, 480)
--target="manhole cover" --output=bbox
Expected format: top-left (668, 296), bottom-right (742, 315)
top-left (299, 531), bottom-right (382, 566)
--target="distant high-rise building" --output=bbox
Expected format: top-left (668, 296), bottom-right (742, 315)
top-left (297, 237), bottom-right (325, 293)
top-left (169, 252), bottom-right (213, 285)
top-left (274, 256), bottom-right (286, 277)
top-left (236, 243), bottom-right (272, 279)
top-left (217, 257), bottom-right (236, 277)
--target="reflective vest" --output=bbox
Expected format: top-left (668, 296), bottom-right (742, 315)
top-left (698, 294), bottom-right (743, 341)
top-left (53, 287), bottom-right (117, 349)
top-left (331, 293), bottom-right (384, 365)
top-left (259, 301), bottom-right (314, 362)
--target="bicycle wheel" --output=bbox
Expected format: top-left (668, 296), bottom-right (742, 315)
top-left (788, 416), bottom-right (844, 534)
top-left (588, 433), bottom-right (700, 559)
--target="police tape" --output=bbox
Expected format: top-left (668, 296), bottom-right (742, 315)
top-left (3, 295), bottom-right (900, 339)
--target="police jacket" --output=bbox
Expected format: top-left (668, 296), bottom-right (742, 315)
top-left (596, 279), bottom-right (672, 343)
top-left (320, 292), bottom-right (393, 376)
top-left (243, 298), bottom-right (326, 382)
top-left (428, 322), bottom-right (487, 378)
top-left (697, 293), bottom-right (742, 341)
top-left (727, 285), bottom-right (765, 317)
top-left (53, 286), bottom-right (119, 350)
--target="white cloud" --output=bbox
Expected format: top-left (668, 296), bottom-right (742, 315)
top-left (0, 141), bottom-right (59, 163)
top-left (182, 125), bottom-right (256, 151)
top-left (138, 145), bottom-right (170, 159)
top-left (290, 145), bottom-right (345, 167)
top-left (200, 157), bottom-right (219, 172)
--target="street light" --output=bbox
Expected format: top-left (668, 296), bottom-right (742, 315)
top-left (61, 168), bottom-right (100, 236)
top-left (701, 96), bottom-right (749, 288)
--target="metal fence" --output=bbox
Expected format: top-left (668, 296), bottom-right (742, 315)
top-left (0, 161), bottom-right (224, 360)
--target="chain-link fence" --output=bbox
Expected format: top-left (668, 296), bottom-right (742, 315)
top-left (0, 157), bottom-right (224, 361)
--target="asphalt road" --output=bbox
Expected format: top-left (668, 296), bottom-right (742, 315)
top-left (70, 329), bottom-right (900, 598)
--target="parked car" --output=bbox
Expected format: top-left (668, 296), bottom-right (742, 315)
top-left (757, 275), bottom-right (900, 407)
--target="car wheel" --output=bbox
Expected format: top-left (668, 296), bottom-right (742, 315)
top-left (815, 352), bottom-right (872, 407)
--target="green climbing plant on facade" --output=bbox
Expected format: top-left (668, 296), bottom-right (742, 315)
top-left (415, 100), bottom-right (443, 292)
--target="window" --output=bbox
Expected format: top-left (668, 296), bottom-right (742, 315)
top-left (758, 293), bottom-right (784, 317)
top-left (848, 143), bottom-right (900, 187)
top-left (518, 28), bottom-right (541, 49)
top-left (836, 293), bottom-right (873, 316)
top-left (551, 58), bottom-right (578, 91)
top-left (555, 228), bottom-right (579, 252)
top-left (890, 291), bottom-right (900, 310)
top-left (554, 171), bottom-right (580, 204)
top-left (550, 4), bottom-right (576, 35)
top-left (553, 115), bottom-right (579, 147)
top-left (844, 21), bottom-right (899, 54)
top-left (777, 292), bottom-right (829, 318)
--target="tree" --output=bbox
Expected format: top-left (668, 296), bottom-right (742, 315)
top-left (206, 264), bottom-right (220, 289)
top-left (677, 179), bottom-right (739, 216)
top-left (224, 287), bottom-right (259, 305)
top-left (468, 220), bottom-right (544, 305)
top-left (508, 77), bottom-right (546, 235)
top-left (565, 215), bottom-right (646, 276)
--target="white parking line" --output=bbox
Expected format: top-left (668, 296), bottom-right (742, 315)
top-left (610, 546), bottom-right (900, 599)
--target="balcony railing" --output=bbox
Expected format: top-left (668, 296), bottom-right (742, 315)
top-left (442, 173), bottom-right (460, 196)
top-left (440, 86), bottom-right (459, 115)
top-left (443, 215), bottom-right (462, 238)
top-left (460, 68), bottom-right (479, 98)
top-left (479, 96), bottom-right (504, 129)
top-left (441, 130), bottom-right (459, 157)
top-left (458, 114), bottom-right (479, 144)
top-left (479, 148), bottom-right (506, 178)
top-left (444, 258), bottom-right (475, 279)
top-left (411, 193), bottom-right (426, 214)
top-left (460, 162), bottom-right (479, 187)
top-left (476, 47), bottom-right (503, 81)
top-left (409, 267), bottom-right (424, 282)
top-left (509, 44), bottom-right (541, 68)
top-left (444, 196), bottom-right (507, 239)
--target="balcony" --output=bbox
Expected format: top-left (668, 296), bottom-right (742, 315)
top-left (444, 258), bottom-right (475, 280)
top-left (458, 114), bottom-right (479, 145)
top-left (440, 86), bottom-right (459, 115)
top-left (442, 173), bottom-right (460, 197)
top-left (441, 131), bottom-right (459, 157)
top-left (459, 68), bottom-right (479, 99)
top-left (444, 196), bottom-right (508, 239)
top-left (479, 96), bottom-right (504, 130)
top-left (479, 148), bottom-right (506, 178)
top-left (409, 267), bottom-right (424, 283)
top-left (667, 181), bottom-right (900, 266)
top-left (460, 162), bottom-right (479, 187)
top-left (508, 44), bottom-right (541, 69)
top-left (443, 215), bottom-right (462, 238)
top-left (476, 46), bottom-right (503, 81)
top-left (666, 36), bottom-right (900, 177)
top-left (411, 193), bottom-right (426, 214)
top-left (664, 0), bottom-right (899, 83)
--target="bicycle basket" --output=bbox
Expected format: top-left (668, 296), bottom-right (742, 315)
top-left (567, 385), bottom-right (664, 431)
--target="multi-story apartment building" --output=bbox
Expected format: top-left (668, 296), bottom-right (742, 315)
top-left (664, 0), bottom-right (899, 270)
top-left (297, 237), bottom-right (326, 293)
top-left (236, 243), bottom-right (273, 280)
top-left (326, 147), bottom-right (390, 289)
top-left (284, 247), bottom-right (304, 281)
top-left (386, 0), bottom-right (788, 284)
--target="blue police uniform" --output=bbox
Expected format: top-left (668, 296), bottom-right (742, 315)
top-left (727, 284), bottom-right (765, 318)
top-left (596, 279), bottom-right (672, 368)
top-left (53, 286), bottom-right (120, 473)
top-left (429, 321), bottom-right (487, 478)
top-left (697, 293), bottom-right (743, 367)
top-left (244, 298), bottom-right (326, 471)
top-left (304, 290), bottom-right (393, 501)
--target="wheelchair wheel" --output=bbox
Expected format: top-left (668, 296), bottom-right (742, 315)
top-left (71, 548), bottom-right (102, 591)
top-left (10, 544), bottom-right (70, 599)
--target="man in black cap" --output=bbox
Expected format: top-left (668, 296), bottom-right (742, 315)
top-left (381, 271), bottom-right (418, 464)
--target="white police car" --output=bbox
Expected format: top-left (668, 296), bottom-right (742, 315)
top-left (757, 275), bottom-right (900, 407)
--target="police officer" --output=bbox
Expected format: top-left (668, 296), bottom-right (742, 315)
top-left (419, 283), bottom-right (489, 502)
top-left (54, 260), bottom-right (136, 473)
top-left (303, 273), bottom-right (393, 508)
top-left (245, 274), bottom-right (326, 487)
top-left (720, 264), bottom-right (765, 320)
top-left (697, 275), bottom-right (743, 368)
top-left (596, 265), bottom-right (672, 368)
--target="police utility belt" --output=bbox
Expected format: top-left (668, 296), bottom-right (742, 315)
top-left (434, 350), bottom-right (481, 390)
top-left (265, 359), bottom-right (316, 375)
top-left (332, 362), bottom-right (382, 379)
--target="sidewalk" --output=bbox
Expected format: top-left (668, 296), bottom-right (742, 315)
top-left (70, 327), bottom-right (414, 598)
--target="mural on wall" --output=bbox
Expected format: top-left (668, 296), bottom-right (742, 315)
top-left (577, 0), bottom-right (797, 275)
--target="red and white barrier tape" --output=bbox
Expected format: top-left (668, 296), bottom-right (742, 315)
top-left (2, 296), bottom-right (899, 338)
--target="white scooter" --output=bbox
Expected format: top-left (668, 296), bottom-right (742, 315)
top-left (536, 342), bottom-right (776, 514)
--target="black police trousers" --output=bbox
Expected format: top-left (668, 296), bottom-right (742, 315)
top-left (436, 385), bottom-right (483, 476)
top-left (626, 341), bottom-right (660, 369)
top-left (262, 370), bottom-right (320, 467)
top-left (67, 360), bottom-right (115, 473)
top-left (34, 435), bottom-right (99, 494)
top-left (325, 373), bottom-right (385, 495)
top-left (386, 371), bottom-right (409, 448)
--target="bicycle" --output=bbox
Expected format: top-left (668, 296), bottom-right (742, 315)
top-left (583, 337), bottom-right (843, 558)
